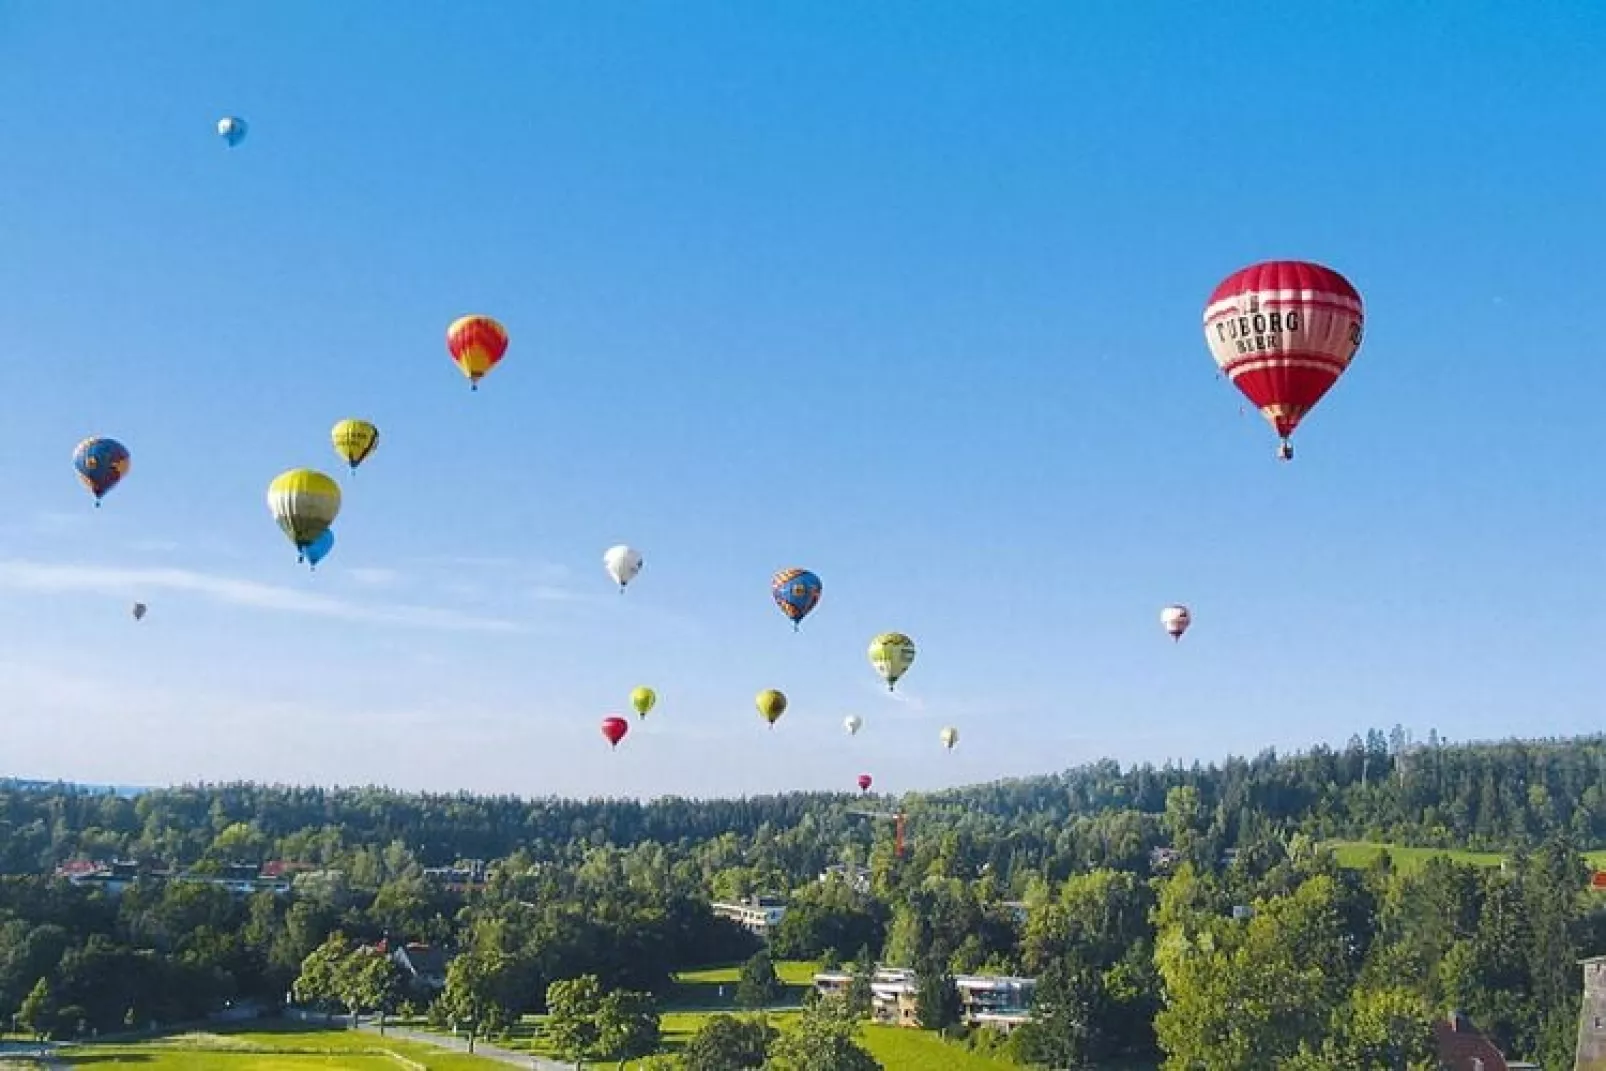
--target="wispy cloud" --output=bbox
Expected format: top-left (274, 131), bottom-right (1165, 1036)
top-left (0, 560), bottom-right (524, 634)
top-left (871, 682), bottom-right (928, 713)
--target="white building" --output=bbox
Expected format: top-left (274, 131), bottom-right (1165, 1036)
top-left (712, 895), bottom-right (788, 936)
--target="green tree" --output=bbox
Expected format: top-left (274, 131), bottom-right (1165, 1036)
top-left (437, 948), bottom-right (513, 1054)
top-left (1154, 874), bottom-right (1351, 1069)
top-left (763, 1001), bottom-right (881, 1071)
top-left (545, 974), bottom-right (607, 1067)
top-left (292, 933), bottom-right (351, 1022)
top-left (736, 951), bottom-right (783, 1010)
top-left (1011, 957), bottom-right (1109, 1068)
top-left (682, 1014), bottom-right (776, 1071)
top-left (913, 960), bottom-right (960, 1031)
top-left (340, 950), bottom-right (405, 1033)
top-left (17, 977), bottom-right (56, 1042)
top-left (597, 988), bottom-right (661, 1065)
top-left (844, 954), bottom-right (874, 1020)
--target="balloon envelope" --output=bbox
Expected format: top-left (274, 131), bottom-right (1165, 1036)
top-left (73, 437), bottom-right (131, 503)
top-left (844, 715), bottom-right (862, 736)
top-left (305, 528), bottom-right (335, 568)
top-left (1203, 260), bottom-right (1364, 454)
top-left (131, 602), bottom-right (147, 622)
top-left (266, 469), bottom-right (341, 553)
top-left (446, 315), bottom-right (509, 388)
top-left (857, 774), bottom-right (872, 793)
top-left (601, 716), bottom-right (630, 749)
top-left (604, 545), bottom-right (644, 591)
top-left (940, 726), bottom-right (959, 750)
top-left (1161, 605), bottom-right (1191, 640)
top-left (631, 686), bottom-right (657, 717)
top-left (868, 632), bottom-right (917, 690)
top-left (771, 568), bottom-right (822, 629)
top-left (331, 420), bottom-right (379, 472)
top-left (756, 689), bottom-right (787, 727)
top-left (217, 116), bottom-right (248, 146)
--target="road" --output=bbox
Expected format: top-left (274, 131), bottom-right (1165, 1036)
top-left (352, 1019), bottom-right (572, 1070)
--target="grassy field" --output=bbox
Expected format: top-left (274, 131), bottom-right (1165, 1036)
top-left (397, 960), bottom-right (1031, 1070)
top-left (669, 959), bottom-right (821, 1007)
top-left (1327, 839), bottom-right (1606, 874)
top-left (49, 1023), bottom-right (500, 1069)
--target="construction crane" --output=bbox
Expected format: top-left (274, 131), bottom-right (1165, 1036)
top-left (847, 808), bottom-right (907, 859)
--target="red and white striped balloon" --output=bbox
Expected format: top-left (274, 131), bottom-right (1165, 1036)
top-left (1203, 260), bottom-right (1364, 459)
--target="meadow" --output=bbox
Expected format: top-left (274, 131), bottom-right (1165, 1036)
top-left (1326, 839), bottom-right (1606, 874)
top-left (47, 1023), bottom-right (499, 1069)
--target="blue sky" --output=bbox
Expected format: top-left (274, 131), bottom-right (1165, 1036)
top-left (0, 3), bottom-right (1603, 798)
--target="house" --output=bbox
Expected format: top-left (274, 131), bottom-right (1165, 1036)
top-left (422, 860), bottom-right (488, 893)
top-left (1577, 955), bottom-right (1606, 1070)
top-left (812, 967), bottom-right (1035, 1032)
top-left (57, 859), bottom-right (143, 896)
top-left (955, 974), bottom-right (1036, 1033)
top-left (391, 943), bottom-right (452, 995)
top-left (812, 966), bottom-right (918, 1026)
top-left (712, 895), bottom-right (788, 937)
top-left (998, 901), bottom-right (1030, 925)
top-left (1433, 1011), bottom-right (1515, 1070)
top-left (868, 968), bottom-right (919, 1027)
top-left (1149, 846), bottom-right (1182, 872)
top-left (818, 863), bottom-right (871, 893)
top-left (173, 862), bottom-right (292, 897)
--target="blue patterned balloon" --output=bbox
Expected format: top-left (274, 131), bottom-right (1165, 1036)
top-left (771, 568), bottom-right (822, 631)
top-left (72, 437), bottom-right (131, 506)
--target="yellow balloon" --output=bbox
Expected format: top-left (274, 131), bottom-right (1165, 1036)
top-left (267, 469), bottom-right (341, 552)
top-left (940, 726), bottom-right (959, 750)
top-left (331, 419), bottom-right (380, 472)
top-left (631, 686), bottom-right (657, 718)
top-left (868, 632), bottom-right (917, 691)
top-left (756, 689), bottom-right (787, 728)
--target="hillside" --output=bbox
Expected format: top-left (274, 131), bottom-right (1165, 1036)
top-left (3, 729), bottom-right (1605, 1069)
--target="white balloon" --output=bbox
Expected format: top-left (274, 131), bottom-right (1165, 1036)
top-left (1160, 604), bottom-right (1192, 641)
top-left (603, 544), bottom-right (644, 591)
top-left (843, 715), bottom-right (862, 736)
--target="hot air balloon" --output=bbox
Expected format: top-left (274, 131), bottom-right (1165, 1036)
top-left (844, 715), bottom-right (863, 736)
top-left (940, 726), bottom-right (959, 750)
top-left (131, 602), bottom-right (147, 622)
top-left (631, 686), bottom-right (657, 718)
top-left (868, 632), bottom-right (916, 691)
top-left (73, 437), bottom-right (130, 507)
top-left (1161, 605), bottom-right (1191, 642)
top-left (217, 116), bottom-right (248, 147)
top-left (266, 469), bottom-right (341, 562)
top-left (305, 528), bottom-right (336, 570)
top-left (857, 774), bottom-right (872, 793)
top-left (1203, 260), bottom-right (1365, 461)
top-left (604, 545), bottom-right (644, 592)
top-left (601, 716), bottom-right (630, 749)
top-left (446, 315), bottom-right (509, 390)
top-left (771, 569), bottom-right (822, 631)
top-left (331, 420), bottom-right (379, 473)
top-left (756, 689), bottom-right (787, 728)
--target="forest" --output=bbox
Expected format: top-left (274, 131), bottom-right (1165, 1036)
top-left (1, 726), bottom-right (1604, 1068)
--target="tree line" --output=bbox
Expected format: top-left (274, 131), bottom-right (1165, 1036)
top-left (0, 727), bottom-right (1603, 1067)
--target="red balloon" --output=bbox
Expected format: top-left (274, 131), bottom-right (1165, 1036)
top-left (857, 774), bottom-right (872, 793)
top-left (1203, 260), bottom-right (1364, 459)
top-left (601, 716), bottom-right (629, 749)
